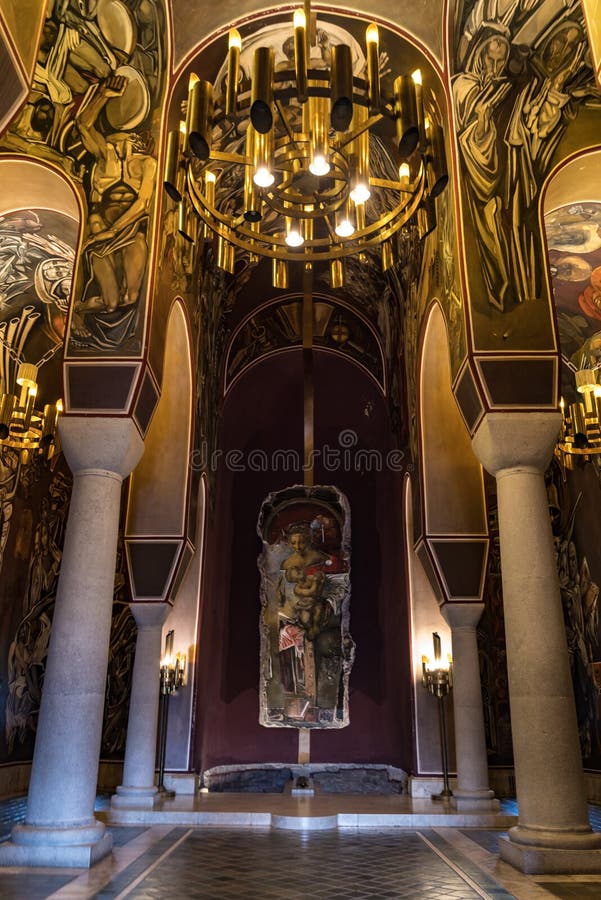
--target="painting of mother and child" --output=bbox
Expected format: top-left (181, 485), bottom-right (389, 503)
top-left (257, 486), bottom-right (355, 729)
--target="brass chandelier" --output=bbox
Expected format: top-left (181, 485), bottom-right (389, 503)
top-left (556, 368), bottom-right (601, 468)
top-left (0, 363), bottom-right (62, 463)
top-left (163, 1), bottom-right (448, 284)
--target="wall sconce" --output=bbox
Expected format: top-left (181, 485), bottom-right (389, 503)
top-left (422, 631), bottom-right (453, 800)
top-left (157, 629), bottom-right (186, 795)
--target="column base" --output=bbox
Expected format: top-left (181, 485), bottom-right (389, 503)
top-left (0, 821), bottom-right (112, 868)
top-left (451, 789), bottom-right (499, 812)
top-left (112, 784), bottom-right (159, 810)
top-left (500, 835), bottom-right (601, 874)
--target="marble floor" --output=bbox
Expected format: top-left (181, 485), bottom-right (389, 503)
top-left (1, 798), bottom-right (601, 899)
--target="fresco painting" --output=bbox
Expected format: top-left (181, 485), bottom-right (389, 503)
top-left (0, 207), bottom-right (135, 764)
top-left (1, 0), bottom-right (167, 357)
top-left (257, 486), bottom-right (354, 729)
top-left (454, 0), bottom-right (599, 350)
top-left (546, 201), bottom-right (601, 395)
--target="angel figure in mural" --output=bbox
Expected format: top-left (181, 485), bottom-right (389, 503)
top-left (74, 74), bottom-right (156, 346)
top-left (453, 25), bottom-right (513, 310)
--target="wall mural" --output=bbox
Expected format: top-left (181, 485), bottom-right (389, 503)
top-left (453, 0), bottom-right (598, 349)
top-left (257, 486), bottom-right (354, 728)
top-left (546, 201), bottom-right (601, 396)
top-left (0, 208), bottom-right (135, 763)
top-left (1, 0), bottom-right (167, 357)
top-left (0, 208), bottom-right (76, 375)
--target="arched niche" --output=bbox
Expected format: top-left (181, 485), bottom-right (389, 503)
top-left (0, 157), bottom-right (81, 220)
top-left (0, 157), bottom-right (82, 405)
top-left (125, 301), bottom-right (194, 604)
top-left (419, 302), bottom-right (486, 536)
top-left (403, 474), bottom-right (454, 776)
top-left (127, 300), bottom-right (193, 538)
top-left (162, 473), bottom-right (208, 771)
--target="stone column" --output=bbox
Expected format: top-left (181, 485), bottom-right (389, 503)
top-left (112, 603), bottom-right (170, 809)
top-left (441, 602), bottom-right (497, 811)
top-left (0, 418), bottom-right (143, 869)
top-left (473, 412), bottom-right (601, 874)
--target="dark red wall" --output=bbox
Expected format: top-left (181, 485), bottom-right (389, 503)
top-left (193, 349), bottom-right (413, 771)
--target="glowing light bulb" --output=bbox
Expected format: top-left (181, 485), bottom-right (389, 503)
top-left (366, 23), bottom-right (379, 44)
top-left (350, 181), bottom-right (370, 204)
top-left (293, 8), bottom-right (306, 29)
top-left (309, 153), bottom-right (330, 176)
top-left (411, 68), bottom-right (422, 86)
top-left (253, 166), bottom-right (274, 188)
top-left (335, 218), bottom-right (355, 238)
top-left (228, 28), bottom-right (241, 50)
top-left (285, 227), bottom-right (304, 247)
top-left (399, 162), bottom-right (410, 187)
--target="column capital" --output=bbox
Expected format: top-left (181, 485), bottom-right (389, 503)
top-left (472, 411), bottom-right (561, 478)
top-left (59, 417), bottom-right (144, 478)
top-left (129, 601), bottom-right (171, 629)
top-left (441, 602), bottom-right (484, 630)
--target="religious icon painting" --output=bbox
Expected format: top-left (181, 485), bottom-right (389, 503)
top-left (257, 485), bottom-right (354, 729)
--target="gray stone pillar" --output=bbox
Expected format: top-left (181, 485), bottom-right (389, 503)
top-left (0, 418), bottom-right (143, 868)
top-left (473, 412), bottom-right (601, 874)
top-left (442, 602), bottom-right (497, 810)
top-left (112, 603), bottom-right (169, 809)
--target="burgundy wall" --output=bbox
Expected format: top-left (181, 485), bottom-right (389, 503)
top-left (193, 349), bottom-right (413, 772)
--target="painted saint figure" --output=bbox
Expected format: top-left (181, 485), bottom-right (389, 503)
top-left (258, 488), bottom-right (354, 729)
top-left (75, 74), bottom-right (156, 322)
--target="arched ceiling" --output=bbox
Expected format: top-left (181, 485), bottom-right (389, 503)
top-left (169, 1), bottom-right (446, 74)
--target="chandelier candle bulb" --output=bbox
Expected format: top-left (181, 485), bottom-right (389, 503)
top-left (293, 9), bottom-right (308, 103)
top-left (428, 123), bottom-right (448, 198)
top-left (273, 257), bottom-right (289, 289)
top-left (366, 23), bottom-right (380, 112)
top-left (187, 79), bottom-right (214, 159)
top-left (335, 204), bottom-right (355, 237)
top-left (163, 130), bottom-right (182, 202)
top-left (252, 127), bottom-right (275, 187)
top-left (226, 28), bottom-right (241, 118)
top-left (411, 68), bottom-right (426, 150)
top-left (330, 258), bottom-right (345, 288)
top-left (251, 46), bottom-right (274, 133)
top-left (285, 218), bottom-right (304, 247)
top-left (354, 199), bottom-right (366, 231)
top-left (399, 162), bottom-right (411, 190)
top-left (177, 198), bottom-right (195, 243)
top-left (349, 105), bottom-right (370, 203)
top-left (205, 171), bottom-right (217, 207)
top-left (331, 43), bottom-right (354, 131)
top-left (306, 93), bottom-right (330, 176)
top-left (381, 239), bottom-right (394, 271)
top-left (394, 74), bottom-right (419, 159)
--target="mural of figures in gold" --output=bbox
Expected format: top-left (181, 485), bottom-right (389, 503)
top-left (1, 0), bottom-right (167, 357)
top-left (258, 486), bottom-right (354, 729)
top-left (453, 0), bottom-right (597, 339)
top-left (73, 74), bottom-right (156, 349)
